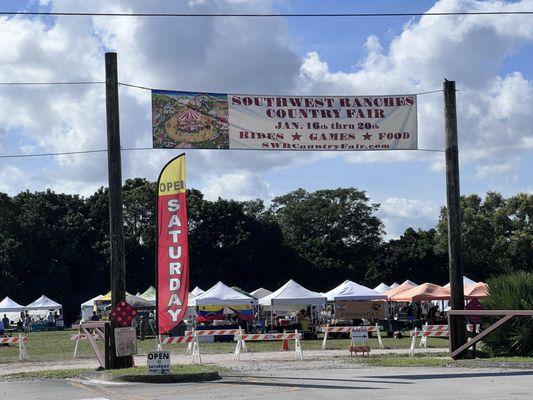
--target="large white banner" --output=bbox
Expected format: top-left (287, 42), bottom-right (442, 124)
top-left (152, 91), bottom-right (417, 151)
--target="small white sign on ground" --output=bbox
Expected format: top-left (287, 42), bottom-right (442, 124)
top-left (147, 351), bottom-right (171, 375)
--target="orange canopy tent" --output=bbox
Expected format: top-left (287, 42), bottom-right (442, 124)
top-left (384, 280), bottom-right (417, 299)
top-left (390, 283), bottom-right (451, 302)
top-left (465, 282), bottom-right (488, 299)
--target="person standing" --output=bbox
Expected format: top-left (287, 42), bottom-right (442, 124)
top-left (2, 314), bottom-right (9, 330)
top-left (90, 311), bottom-right (100, 321)
top-left (47, 312), bottom-right (55, 331)
top-left (23, 313), bottom-right (32, 332)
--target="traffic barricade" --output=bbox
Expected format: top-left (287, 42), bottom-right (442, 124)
top-left (409, 326), bottom-right (449, 356)
top-left (233, 330), bottom-right (303, 360)
top-left (321, 324), bottom-right (384, 349)
top-left (419, 323), bottom-right (449, 348)
top-left (160, 330), bottom-right (202, 363)
top-left (1, 334), bottom-right (28, 360)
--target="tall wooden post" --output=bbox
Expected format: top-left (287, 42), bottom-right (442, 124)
top-left (443, 80), bottom-right (466, 356)
top-left (105, 52), bottom-right (132, 368)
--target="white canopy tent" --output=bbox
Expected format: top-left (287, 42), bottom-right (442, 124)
top-left (439, 277), bottom-right (477, 311)
top-left (140, 286), bottom-right (156, 302)
top-left (0, 297), bottom-right (24, 312)
top-left (259, 279), bottom-right (326, 307)
top-left (250, 287), bottom-right (273, 299)
top-left (194, 282), bottom-right (257, 306)
top-left (25, 295), bottom-right (62, 322)
top-left (26, 295), bottom-right (62, 311)
top-left (373, 283), bottom-right (391, 293)
top-left (390, 282), bottom-right (400, 288)
top-left (183, 287), bottom-right (205, 321)
top-left (190, 287), bottom-right (205, 297)
top-left (26, 295), bottom-right (62, 320)
top-left (80, 294), bottom-right (103, 321)
top-left (326, 280), bottom-right (388, 301)
top-left (0, 297), bottom-right (25, 323)
top-left (444, 276), bottom-right (476, 288)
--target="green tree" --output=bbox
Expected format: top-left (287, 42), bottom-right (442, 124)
top-left (270, 188), bottom-right (383, 288)
top-left (367, 228), bottom-right (447, 285)
top-left (435, 192), bottom-right (533, 281)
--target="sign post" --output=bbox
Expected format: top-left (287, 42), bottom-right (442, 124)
top-left (105, 52), bottom-right (132, 369)
top-left (443, 80), bottom-right (466, 357)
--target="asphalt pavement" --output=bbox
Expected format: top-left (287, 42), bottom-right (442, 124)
top-left (2, 367), bottom-right (533, 400)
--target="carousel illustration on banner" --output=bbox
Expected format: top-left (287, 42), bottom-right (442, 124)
top-left (152, 90), bottom-right (229, 149)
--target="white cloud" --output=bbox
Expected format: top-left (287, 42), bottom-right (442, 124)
top-left (0, 0), bottom-right (309, 195)
top-left (0, 0), bottom-right (531, 219)
top-left (0, 165), bottom-right (25, 194)
top-left (297, 0), bottom-right (533, 171)
top-left (200, 171), bottom-right (271, 201)
top-left (378, 197), bottom-right (441, 239)
top-left (475, 158), bottom-right (519, 178)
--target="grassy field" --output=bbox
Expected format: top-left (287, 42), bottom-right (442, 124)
top-left (0, 329), bottom-right (448, 363)
top-left (354, 353), bottom-right (453, 368)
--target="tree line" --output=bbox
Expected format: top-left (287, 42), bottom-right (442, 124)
top-left (0, 178), bottom-right (530, 322)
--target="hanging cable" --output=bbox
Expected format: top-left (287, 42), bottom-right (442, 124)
top-left (1, 10), bottom-right (533, 18)
top-left (0, 81), bottom-right (104, 86)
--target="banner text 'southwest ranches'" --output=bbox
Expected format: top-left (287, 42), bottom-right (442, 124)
top-left (230, 96), bottom-right (415, 108)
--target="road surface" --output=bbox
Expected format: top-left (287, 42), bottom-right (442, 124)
top-left (2, 366), bottom-right (533, 400)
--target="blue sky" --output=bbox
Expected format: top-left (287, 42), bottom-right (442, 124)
top-left (0, 0), bottom-right (532, 239)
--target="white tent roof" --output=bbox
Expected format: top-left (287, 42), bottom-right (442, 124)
top-left (325, 280), bottom-right (388, 301)
top-left (373, 283), bottom-right (391, 293)
top-left (187, 287), bottom-right (205, 307)
top-left (259, 279), bottom-right (326, 306)
top-left (444, 276), bottom-right (476, 288)
top-left (401, 280), bottom-right (417, 286)
top-left (190, 287), bottom-right (205, 297)
top-left (81, 294), bottom-right (103, 308)
top-left (0, 297), bottom-right (25, 312)
top-left (26, 295), bottom-right (62, 310)
top-left (390, 282), bottom-right (400, 288)
top-left (250, 287), bottom-right (273, 299)
top-left (194, 282), bottom-right (257, 306)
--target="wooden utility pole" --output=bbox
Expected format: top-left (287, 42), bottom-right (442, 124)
top-left (105, 52), bottom-right (132, 369)
top-left (443, 79), bottom-right (466, 356)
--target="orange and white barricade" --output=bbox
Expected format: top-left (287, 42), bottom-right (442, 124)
top-left (161, 330), bottom-right (201, 363)
top-left (409, 326), bottom-right (449, 356)
top-left (233, 330), bottom-right (303, 360)
top-left (321, 324), bottom-right (383, 350)
top-left (184, 327), bottom-right (246, 355)
top-left (160, 336), bottom-right (194, 345)
top-left (1, 334), bottom-right (28, 360)
top-left (419, 323), bottom-right (449, 348)
top-left (349, 327), bottom-right (370, 357)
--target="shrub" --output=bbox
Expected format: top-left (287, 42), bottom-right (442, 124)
top-left (481, 272), bottom-right (533, 356)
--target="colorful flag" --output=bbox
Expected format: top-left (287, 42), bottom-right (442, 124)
top-left (156, 154), bottom-right (189, 334)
